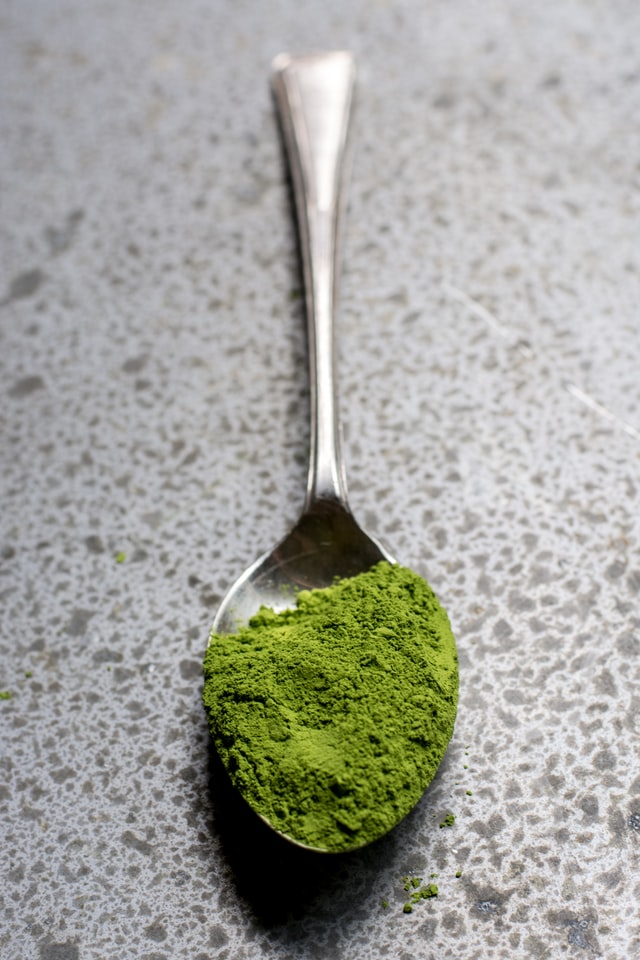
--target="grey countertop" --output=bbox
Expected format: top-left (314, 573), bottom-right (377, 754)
top-left (2, 2), bottom-right (640, 958)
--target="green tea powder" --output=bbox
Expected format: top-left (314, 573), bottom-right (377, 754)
top-left (203, 561), bottom-right (458, 852)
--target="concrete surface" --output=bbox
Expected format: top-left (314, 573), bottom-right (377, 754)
top-left (2, 1), bottom-right (640, 958)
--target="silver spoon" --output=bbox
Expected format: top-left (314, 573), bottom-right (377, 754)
top-left (206, 53), bottom-right (414, 853)
top-left (211, 51), bottom-right (393, 638)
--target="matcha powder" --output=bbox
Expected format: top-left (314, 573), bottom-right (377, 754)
top-left (203, 561), bottom-right (458, 852)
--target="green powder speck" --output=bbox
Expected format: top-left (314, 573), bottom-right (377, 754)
top-left (0, 691), bottom-right (12, 700)
top-left (466, 790), bottom-right (473, 796)
top-left (455, 870), bottom-right (462, 878)
top-left (405, 883), bottom-right (439, 910)
top-left (439, 812), bottom-right (456, 828)
top-left (400, 874), bottom-right (439, 913)
top-left (115, 551), bottom-right (126, 563)
top-left (203, 561), bottom-right (458, 852)
top-left (417, 883), bottom-right (438, 900)
top-left (25, 671), bottom-right (32, 678)
top-left (403, 875), bottom-right (422, 891)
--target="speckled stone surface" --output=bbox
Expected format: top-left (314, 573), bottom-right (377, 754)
top-left (2, 1), bottom-right (640, 958)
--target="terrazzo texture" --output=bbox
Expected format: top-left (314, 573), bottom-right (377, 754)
top-left (1, 1), bottom-right (640, 958)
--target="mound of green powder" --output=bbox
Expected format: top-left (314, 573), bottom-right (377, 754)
top-left (203, 561), bottom-right (458, 852)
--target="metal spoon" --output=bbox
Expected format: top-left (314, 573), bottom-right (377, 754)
top-left (211, 51), bottom-right (393, 638)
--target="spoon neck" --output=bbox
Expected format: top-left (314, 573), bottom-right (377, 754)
top-left (304, 209), bottom-right (349, 510)
top-left (306, 445), bottom-right (349, 511)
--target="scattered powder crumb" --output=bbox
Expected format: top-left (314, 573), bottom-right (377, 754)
top-left (402, 876), bottom-right (421, 891)
top-left (0, 691), bottom-right (12, 700)
top-left (404, 883), bottom-right (439, 911)
top-left (400, 875), bottom-right (439, 912)
top-left (466, 790), bottom-right (473, 796)
top-left (440, 812), bottom-right (456, 828)
top-left (115, 551), bottom-right (126, 563)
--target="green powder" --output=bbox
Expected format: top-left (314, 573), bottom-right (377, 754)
top-left (399, 875), bottom-right (440, 913)
top-left (203, 561), bottom-right (458, 852)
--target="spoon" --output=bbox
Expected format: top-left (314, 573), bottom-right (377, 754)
top-left (212, 51), bottom-right (393, 637)
top-left (206, 51), bottom-right (458, 854)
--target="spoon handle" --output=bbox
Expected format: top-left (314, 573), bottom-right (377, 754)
top-left (272, 51), bottom-right (355, 510)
